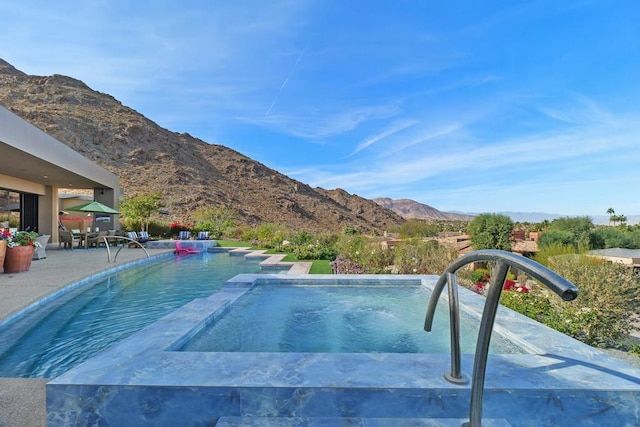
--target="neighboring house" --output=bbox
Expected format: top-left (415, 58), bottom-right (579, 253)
top-left (587, 248), bottom-right (640, 271)
top-left (0, 105), bottom-right (120, 242)
top-left (511, 240), bottom-right (539, 257)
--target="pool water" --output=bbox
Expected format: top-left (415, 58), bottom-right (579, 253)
top-left (181, 284), bottom-right (524, 354)
top-left (0, 253), bottom-right (261, 378)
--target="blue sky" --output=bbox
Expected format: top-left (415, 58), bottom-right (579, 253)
top-left (2, 1), bottom-right (639, 217)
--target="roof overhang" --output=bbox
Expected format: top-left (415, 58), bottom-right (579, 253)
top-left (0, 105), bottom-right (118, 191)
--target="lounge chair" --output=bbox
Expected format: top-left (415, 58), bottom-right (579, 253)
top-left (126, 231), bottom-right (145, 247)
top-left (178, 231), bottom-right (191, 240)
top-left (196, 231), bottom-right (209, 240)
top-left (174, 241), bottom-right (200, 255)
top-left (138, 231), bottom-right (150, 244)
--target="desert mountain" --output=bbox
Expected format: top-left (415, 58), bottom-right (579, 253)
top-left (0, 58), bottom-right (405, 234)
top-left (373, 198), bottom-right (475, 221)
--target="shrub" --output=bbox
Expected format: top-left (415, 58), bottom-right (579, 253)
top-left (239, 227), bottom-right (258, 242)
top-left (467, 213), bottom-right (514, 251)
top-left (147, 219), bottom-right (171, 238)
top-left (290, 231), bottom-right (313, 246)
top-left (499, 254), bottom-right (640, 349)
top-left (470, 268), bottom-right (490, 283)
top-left (191, 206), bottom-right (237, 239)
top-left (256, 223), bottom-right (289, 248)
top-left (393, 240), bottom-right (458, 275)
top-left (544, 255), bottom-right (640, 347)
top-left (396, 220), bottom-right (440, 238)
top-left (343, 225), bottom-right (361, 235)
top-left (590, 227), bottom-right (635, 249)
top-left (293, 244), bottom-right (337, 260)
top-left (334, 234), bottom-right (394, 273)
top-left (533, 243), bottom-right (584, 267)
top-left (538, 230), bottom-right (577, 248)
top-left (500, 287), bottom-right (556, 324)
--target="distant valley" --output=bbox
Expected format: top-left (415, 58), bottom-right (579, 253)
top-left (374, 199), bottom-right (638, 225)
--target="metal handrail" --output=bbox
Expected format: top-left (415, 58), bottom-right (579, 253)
top-left (423, 250), bottom-right (578, 427)
top-left (100, 236), bottom-right (150, 262)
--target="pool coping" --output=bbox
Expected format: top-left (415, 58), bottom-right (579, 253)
top-left (47, 274), bottom-right (640, 425)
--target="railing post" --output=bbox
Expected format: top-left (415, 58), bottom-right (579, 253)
top-left (445, 272), bottom-right (467, 384)
top-left (424, 250), bottom-right (578, 427)
top-left (102, 236), bottom-right (150, 262)
top-left (465, 260), bottom-right (510, 427)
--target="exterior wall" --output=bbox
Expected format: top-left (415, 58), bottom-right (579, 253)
top-left (511, 230), bottom-right (526, 240)
top-left (0, 106), bottom-right (120, 242)
top-left (0, 174), bottom-right (46, 195)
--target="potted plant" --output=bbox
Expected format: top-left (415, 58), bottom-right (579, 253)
top-left (4, 230), bottom-right (41, 274)
top-left (0, 229), bottom-right (10, 271)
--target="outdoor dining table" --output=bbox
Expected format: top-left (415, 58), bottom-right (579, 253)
top-left (76, 231), bottom-right (99, 249)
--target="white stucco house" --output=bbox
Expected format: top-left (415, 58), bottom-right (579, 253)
top-left (0, 105), bottom-right (120, 242)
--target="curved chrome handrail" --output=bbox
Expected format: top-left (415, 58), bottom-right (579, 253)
top-left (423, 249), bottom-right (578, 427)
top-left (100, 236), bottom-right (150, 262)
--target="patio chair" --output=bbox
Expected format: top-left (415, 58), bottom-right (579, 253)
top-left (174, 241), bottom-right (200, 255)
top-left (59, 230), bottom-right (80, 249)
top-left (106, 230), bottom-right (118, 246)
top-left (178, 231), bottom-right (191, 240)
top-left (33, 234), bottom-right (50, 259)
top-left (196, 231), bottom-right (209, 240)
top-left (88, 231), bottom-right (109, 248)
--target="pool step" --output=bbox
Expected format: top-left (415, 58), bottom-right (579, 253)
top-left (216, 416), bottom-right (512, 426)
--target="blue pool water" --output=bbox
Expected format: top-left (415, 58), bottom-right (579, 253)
top-left (181, 284), bottom-right (524, 354)
top-left (0, 253), bottom-right (261, 378)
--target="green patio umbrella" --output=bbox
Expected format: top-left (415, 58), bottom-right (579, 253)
top-left (67, 201), bottom-right (120, 215)
top-left (67, 201), bottom-right (120, 231)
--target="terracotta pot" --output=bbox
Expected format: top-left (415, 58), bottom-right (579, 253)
top-left (4, 245), bottom-right (35, 274)
top-left (0, 240), bottom-right (6, 272)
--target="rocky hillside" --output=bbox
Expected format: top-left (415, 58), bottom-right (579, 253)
top-left (0, 58), bottom-right (405, 234)
top-left (373, 198), bottom-right (475, 221)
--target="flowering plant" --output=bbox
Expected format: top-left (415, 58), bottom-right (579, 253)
top-left (7, 231), bottom-right (41, 248)
top-left (470, 279), bottom-right (529, 295)
top-left (503, 279), bottom-right (529, 293)
top-left (0, 229), bottom-right (11, 240)
top-left (170, 221), bottom-right (192, 232)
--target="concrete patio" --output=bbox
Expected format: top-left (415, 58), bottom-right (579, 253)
top-left (0, 244), bottom-right (175, 427)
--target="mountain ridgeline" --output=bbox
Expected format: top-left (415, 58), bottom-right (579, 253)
top-left (0, 58), bottom-right (464, 233)
top-left (373, 198), bottom-right (475, 222)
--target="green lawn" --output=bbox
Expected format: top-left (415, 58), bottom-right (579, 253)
top-left (215, 240), bottom-right (254, 248)
top-left (309, 259), bottom-right (333, 274)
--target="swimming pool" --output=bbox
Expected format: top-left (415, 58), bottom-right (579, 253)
top-left (47, 274), bottom-right (640, 426)
top-left (180, 284), bottom-right (523, 354)
top-left (0, 252), bottom-right (261, 378)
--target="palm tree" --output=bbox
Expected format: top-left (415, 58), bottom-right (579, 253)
top-left (606, 208), bottom-right (615, 225)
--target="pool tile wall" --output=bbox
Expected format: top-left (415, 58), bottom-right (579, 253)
top-left (47, 274), bottom-right (640, 426)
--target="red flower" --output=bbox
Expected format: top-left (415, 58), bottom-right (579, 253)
top-left (472, 282), bottom-right (486, 294)
top-left (503, 280), bottom-right (516, 291)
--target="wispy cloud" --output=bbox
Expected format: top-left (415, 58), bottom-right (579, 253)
top-left (289, 103), bottom-right (640, 205)
top-left (348, 119), bottom-right (419, 157)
